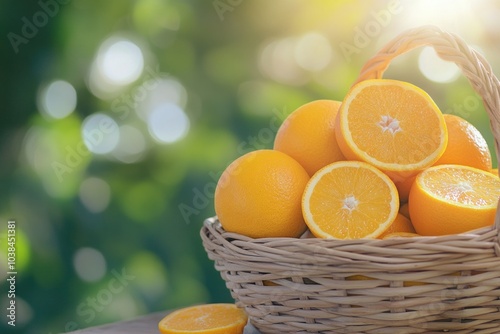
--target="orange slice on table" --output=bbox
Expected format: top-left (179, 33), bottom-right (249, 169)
top-left (335, 79), bottom-right (448, 185)
top-left (302, 161), bottom-right (399, 239)
top-left (409, 164), bottom-right (500, 236)
top-left (158, 304), bottom-right (248, 334)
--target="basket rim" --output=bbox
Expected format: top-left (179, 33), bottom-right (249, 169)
top-left (203, 216), bottom-right (500, 262)
top-left (201, 215), bottom-right (500, 274)
top-left (203, 215), bottom-right (497, 245)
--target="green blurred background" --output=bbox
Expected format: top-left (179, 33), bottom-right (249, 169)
top-left (1, 0), bottom-right (499, 333)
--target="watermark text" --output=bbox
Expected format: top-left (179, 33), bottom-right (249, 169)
top-left (5, 220), bottom-right (17, 327)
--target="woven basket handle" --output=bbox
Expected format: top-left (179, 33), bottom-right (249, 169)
top-left (354, 25), bottom-right (500, 236)
top-left (355, 25), bottom-right (500, 162)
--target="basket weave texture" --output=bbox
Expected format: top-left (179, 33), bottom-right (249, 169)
top-left (201, 25), bottom-right (500, 334)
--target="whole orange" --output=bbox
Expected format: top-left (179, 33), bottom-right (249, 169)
top-left (433, 114), bottom-right (492, 171)
top-left (214, 149), bottom-right (310, 238)
top-left (274, 100), bottom-right (345, 176)
top-left (378, 213), bottom-right (416, 239)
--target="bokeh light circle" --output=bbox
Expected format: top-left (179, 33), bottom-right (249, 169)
top-left (87, 36), bottom-right (146, 99)
top-left (136, 77), bottom-right (188, 121)
top-left (38, 80), bottom-right (77, 119)
top-left (294, 32), bottom-right (333, 72)
top-left (79, 177), bottom-right (111, 213)
top-left (147, 103), bottom-right (190, 143)
top-left (73, 247), bottom-right (107, 282)
top-left (81, 113), bottom-right (120, 154)
top-left (112, 125), bottom-right (148, 163)
top-left (98, 39), bottom-right (144, 85)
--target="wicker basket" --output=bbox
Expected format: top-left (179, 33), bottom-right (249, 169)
top-left (201, 25), bottom-right (500, 334)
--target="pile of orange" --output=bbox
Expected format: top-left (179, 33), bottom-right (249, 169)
top-left (214, 79), bottom-right (500, 240)
top-left (160, 80), bottom-right (500, 334)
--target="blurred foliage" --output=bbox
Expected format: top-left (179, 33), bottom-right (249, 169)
top-left (1, 0), bottom-right (500, 333)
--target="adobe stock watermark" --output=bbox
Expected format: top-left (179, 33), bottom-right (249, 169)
top-left (213, 0), bottom-right (244, 21)
top-left (7, 0), bottom-right (72, 54)
top-left (406, 273), bottom-right (470, 330)
top-left (48, 267), bottom-right (136, 333)
top-left (339, 0), bottom-right (402, 63)
top-left (51, 65), bottom-right (162, 183)
top-left (443, 94), bottom-right (481, 119)
top-left (178, 106), bottom-right (289, 223)
top-left (110, 65), bottom-right (162, 121)
top-left (5, 220), bottom-right (17, 327)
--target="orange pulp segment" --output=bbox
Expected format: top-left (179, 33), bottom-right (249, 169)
top-left (302, 161), bottom-right (399, 239)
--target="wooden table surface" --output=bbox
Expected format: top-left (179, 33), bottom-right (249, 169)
top-left (68, 310), bottom-right (261, 334)
top-left (69, 311), bottom-right (170, 334)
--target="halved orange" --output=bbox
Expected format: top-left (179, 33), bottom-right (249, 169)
top-left (409, 164), bottom-right (500, 236)
top-left (158, 304), bottom-right (248, 334)
top-left (335, 79), bottom-right (448, 183)
top-left (302, 161), bottom-right (399, 239)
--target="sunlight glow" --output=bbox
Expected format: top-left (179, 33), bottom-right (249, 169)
top-left (418, 47), bottom-right (460, 83)
top-left (401, 0), bottom-right (472, 29)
